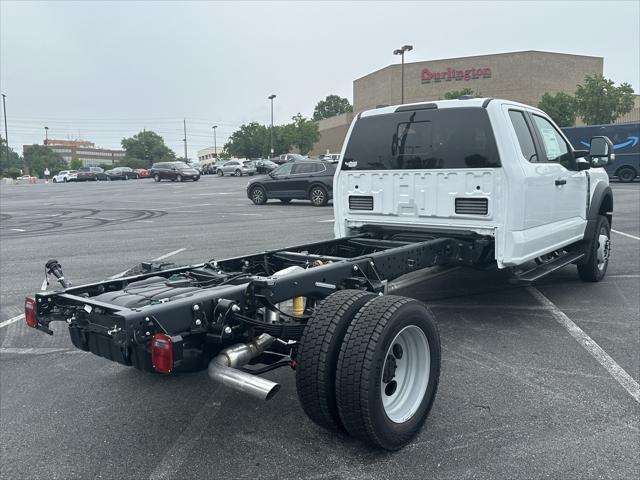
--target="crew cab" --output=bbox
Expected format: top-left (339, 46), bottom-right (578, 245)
top-left (25, 98), bottom-right (614, 452)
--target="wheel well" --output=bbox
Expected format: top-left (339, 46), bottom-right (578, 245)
top-left (599, 194), bottom-right (613, 227)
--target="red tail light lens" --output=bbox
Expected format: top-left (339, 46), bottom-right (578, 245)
top-left (151, 333), bottom-right (173, 374)
top-left (25, 297), bottom-right (38, 328)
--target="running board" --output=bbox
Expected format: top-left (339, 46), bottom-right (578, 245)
top-left (511, 252), bottom-right (585, 283)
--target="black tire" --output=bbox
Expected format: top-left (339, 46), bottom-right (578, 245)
top-left (217, 170), bottom-right (224, 177)
top-left (235, 169), bottom-right (242, 177)
top-left (54, 178), bottom-right (58, 183)
top-left (309, 185), bottom-right (328, 207)
top-left (279, 198), bottom-right (292, 204)
top-left (617, 166), bottom-right (636, 183)
top-left (154, 174), bottom-right (160, 182)
top-left (336, 295), bottom-right (441, 451)
top-left (296, 290), bottom-right (376, 431)
top-left (578, 215), bottom-right (611, 282)
top-left (193, 176), bottom-right (199, 182)
top-left (249, 185), bottom-right (267, 205)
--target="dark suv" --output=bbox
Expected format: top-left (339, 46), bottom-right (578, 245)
top-left (150, 162), bottom-right (200, 182)
top-left (246, 160), bottom-right (336, 206)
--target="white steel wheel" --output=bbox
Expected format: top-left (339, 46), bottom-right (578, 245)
top-left (596, 232), bottom-right (610, 271)
top-left (380, 325), bottom-right (430, 423)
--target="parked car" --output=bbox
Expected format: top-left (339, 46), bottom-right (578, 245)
top-left (106, 167), bottom-right (139, 180)
top-left (150, 161), bottom-right (200, 182)
top-left (75, 167), bottom-right (109, 182)
top-left (246, 160), bottom-right (336, 206)
top-left (134, 168), bottom-right (151, 178)
top-left (52, 170), bottom-right (77, 183)
top-left (254, 159), bottom-right (278, 174)
top-left (216, 160), bottom-right (256, 177)
top-left (319, 153), bottom-right (341, 163)
top-left (271, 153), bottom-right (307, 165)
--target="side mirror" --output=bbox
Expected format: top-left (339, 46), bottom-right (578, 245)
top-left (589, 136), bottom-right (614, 167)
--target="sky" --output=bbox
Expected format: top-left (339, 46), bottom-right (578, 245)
top-left (1, 0), bottom-right (639, 158)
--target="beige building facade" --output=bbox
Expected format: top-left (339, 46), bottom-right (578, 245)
top-left (311, 50), bottom-right (616, 156)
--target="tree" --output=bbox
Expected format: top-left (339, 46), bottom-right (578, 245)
top-left (121, 130), bottom-right (176, 168)
top-left (575, 74), bottom-right (635, 125)
top-left (313, 95), bottom-right (353, 121)
top-left (70, 158), bottom-right (83, 170)
top-left (117, 157), bottom-right (148, 169)
top-left (538, 92), bottom-right (577, 127)
top-left (286, 113), bottom-right (320, 155)
top-left (0, 136), bottom-right (23, 177)
top-left (224, 122), bottom-right (269, 158)
top-left (443, 88), bottom-right (476, 100)
top-left (23, 145), bottom-right (67, 177)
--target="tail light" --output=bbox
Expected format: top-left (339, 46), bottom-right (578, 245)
top-left (25, 297), bottom-right (38, 328)
top-left (151, 333), bottom-right (174, 374)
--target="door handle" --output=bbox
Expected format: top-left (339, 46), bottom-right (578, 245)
top-left (555, 179), bottom-right (567, 186)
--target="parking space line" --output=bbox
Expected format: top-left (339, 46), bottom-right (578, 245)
top-left (108, 248), bottom-right (187, 279)
top-left (612, 229), bottom-right (640, 241)
top-left (527, 287), bottom-right (640, 404)
top-left (0, 313), bottom-right (24, 329)
top-left (317, 219), bottom-right (334, 223)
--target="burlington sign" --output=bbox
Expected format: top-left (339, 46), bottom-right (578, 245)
top-left (421, 67), bottom-right (492, 83)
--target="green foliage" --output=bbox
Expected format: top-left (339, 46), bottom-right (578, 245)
top-left (121, 130), bottom-right (176, 168)
top-left (225, 122), bottom-right (269, 158)
top-left (313, 95), bottom-right (353, 121)
top-left (0, 136), bottom-right (23, 177)
top-left (286, 113), bottom-right (320, 155)
top-left (538, 92), bottom-right (577, 127)
top-left (23, 145), bottom-right (67, 178)
top-left (70, 158), bottom-right (83, 170)
top-left (443, 88), bottom-right (476, 100)
top-left (117, 157), bottom-right (148, 169)
top-left (575, 75), bottom-right (635, 125)
top-left (98, 163), bottom-right (112, 171)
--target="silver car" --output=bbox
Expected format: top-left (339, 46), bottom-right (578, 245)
top-left (216, 160), bottom-right (256, 177)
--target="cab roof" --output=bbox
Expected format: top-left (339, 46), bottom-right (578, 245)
top-left (359, 98), bottom-right (542, 118)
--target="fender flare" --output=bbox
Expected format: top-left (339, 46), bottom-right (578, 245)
top-left (583, 182), bottom-right (613, 244)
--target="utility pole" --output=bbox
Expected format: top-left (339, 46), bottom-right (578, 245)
top-left (268, 94), bottom-right (276, 156)
top-left (143, 128), bottom-right (148, 166)
top-left (1, 94), bottom-right (9, 166)
top-left (183, 118), bottom-right (188, 161)
top-left (44, 126), bottom-right (49, 145)
top-left (393, 45), bottom-right (413, 104)
top-left (212, 125), bottom-right (218, 158)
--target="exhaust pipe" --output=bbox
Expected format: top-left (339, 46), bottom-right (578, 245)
top-left (207, 333), bottom-right (281, 401)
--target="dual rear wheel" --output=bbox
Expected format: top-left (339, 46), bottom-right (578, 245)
top-left (296, 290), bottom-right (441, 450)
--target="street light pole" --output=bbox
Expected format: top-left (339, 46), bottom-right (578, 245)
top-left (183, 118), bottom-right (188, 161)
top-left (44, 126), bottom-right (49, 145)
top-left (212, 125), bottom-right (218, 158)
top-left (1, 94), bottom-right (8, 165)
top-left (393, 45), bottom-right (413, 104)
top-left (268, 94), bottom-right (276, 156)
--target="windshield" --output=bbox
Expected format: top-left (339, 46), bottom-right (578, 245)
top-left (342, 107), bottom-right (500, 170)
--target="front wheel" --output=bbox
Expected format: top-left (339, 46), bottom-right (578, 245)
top-left (154, 174), bottom-right (161, 182)
top-left (235, 169), bottom-right (242, 177)
top-left (309, 186), bottom-right (328, 207)
top-left (250, 186), bottom-right (267, 205)
top-left (577, 215), bottom-right (610, 282)
top-left (177, 174), bottom-right (183, 182)
top-left (217, 170), bottom-right (224, 177)
top-left (336, 296), bottom-right (441, 450)
top-left (617, 166), bottom-right (637, 183)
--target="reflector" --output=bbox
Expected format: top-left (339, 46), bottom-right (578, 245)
top-left (24, 297), bottom-right (38, 328)
top-left (151, 333), bottom-right (173, 374)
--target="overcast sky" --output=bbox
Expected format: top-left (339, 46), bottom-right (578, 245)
top-left (1, 0), bottom-right (638, 157)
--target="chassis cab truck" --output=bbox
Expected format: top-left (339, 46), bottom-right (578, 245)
top-left (26, 98), bottom-right (614, 450)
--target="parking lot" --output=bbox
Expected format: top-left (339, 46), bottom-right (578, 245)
top-left (0, 176), bottom-right (638, 479)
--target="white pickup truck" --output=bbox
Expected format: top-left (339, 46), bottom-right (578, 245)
top-left (26, 97), bottom-right (614, 451)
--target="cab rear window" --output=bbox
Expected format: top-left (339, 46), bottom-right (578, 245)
top-left (342, 107), bottom-right (500, 170)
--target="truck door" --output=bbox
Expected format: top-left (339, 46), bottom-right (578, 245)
top-left (528, 113), bottom-right (588, 248)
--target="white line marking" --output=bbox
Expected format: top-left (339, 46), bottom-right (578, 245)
top-left (0, 347), bottom-right (79, 355)
top-left (108, 248), bottom-right (187, 279)
top-left (135, 220), bottom-right (154, 223)
top-left (317, 219), bottom-right (334, 223)
top-left (10, 228), bottom-right (25, 232)
top-left (608, 274), bottom-right (640, 278)
top-left (0, 314), bottom-right (24, 329)
top-left (527, 287), bottom-right (640, 404)
top-left (612, 229), bottom-right (640, 241)
top-left (148, 390), bottom-right (223, 480)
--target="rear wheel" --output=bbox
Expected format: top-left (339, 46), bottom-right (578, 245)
top-left (336, 295), bottom-right (441, 450)
top-left (578, 215), bottom-right (610, 282)
top-left (250, 185), bottom-right (267, 205)
top-left (617, 166), bottom-right (636, 183)
top-left (154, 174), bottom-right (160, 182)
top-left (296, 290), bottom-right (376, 431)
top-left (177, 174), bottom-right (183, 182)
top-left (309, 186), bottom-right (328, 207)
top-left (235, 169), bottom-right (242, 177)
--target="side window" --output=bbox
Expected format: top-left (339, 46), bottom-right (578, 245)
top-left (273, 163), bottom-right (294, 176)
top-left (292, 163), bottom-right (315, 175)
top-left (531, 115), bottom-right (572, 166)
top-left (508, 110), bottom-right (537, 162)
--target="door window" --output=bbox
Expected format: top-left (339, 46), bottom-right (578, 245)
top-left (273, 163), bottom-right (293, 176)
top-left (531, 115), bottom-right (573, 166)
top-left (292, 163), bottom-right (316, 175)
top-left (508, 110), bottom-right (538, 162)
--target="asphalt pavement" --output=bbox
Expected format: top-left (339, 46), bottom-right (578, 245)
top-left (0, 175), bottom-right (638, 480)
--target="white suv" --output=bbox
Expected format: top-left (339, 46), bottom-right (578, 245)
top-left (52, 170), bottom-right (77, 183)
